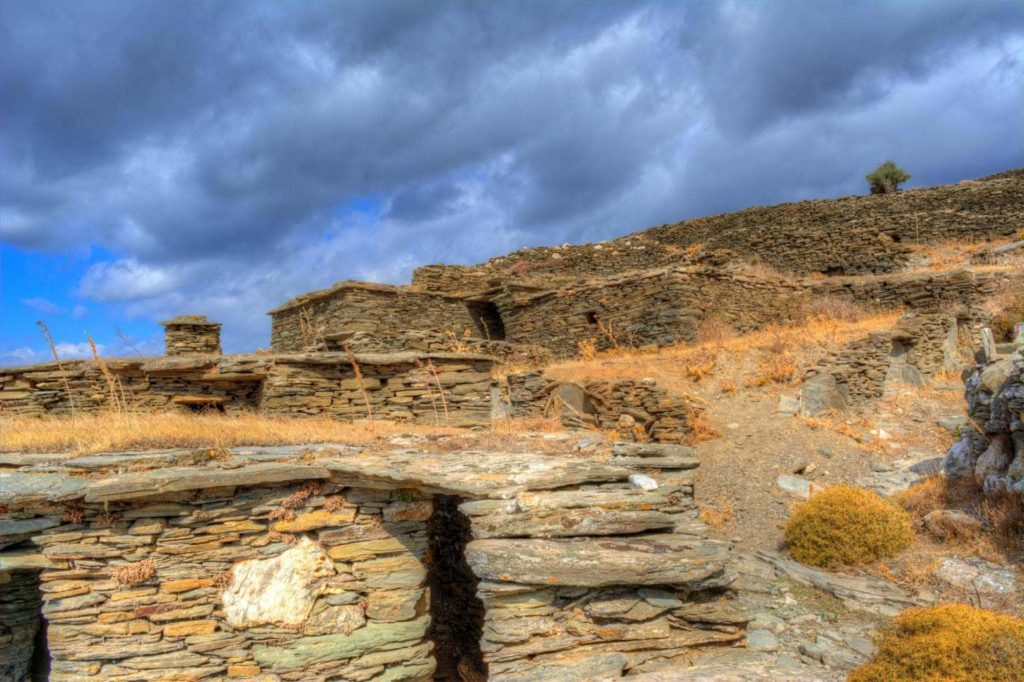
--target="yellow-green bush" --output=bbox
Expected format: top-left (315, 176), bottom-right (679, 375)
top-left (849, 604), bottom-right (1024, 682)
top-left (783, 484), bottom-right (912, 568)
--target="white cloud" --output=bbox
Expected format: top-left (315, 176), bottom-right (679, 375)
top-left (78, 259), bottom-right (182, 302)
top-left (53, 342), bottom-right (101, 359)
top-left (22, 297), bottom-right (63, 315)
top-left (2, 347), bottom-right (39, 364)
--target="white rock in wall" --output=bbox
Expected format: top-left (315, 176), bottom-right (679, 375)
top-left (222, 536), bottom-right (336, 628)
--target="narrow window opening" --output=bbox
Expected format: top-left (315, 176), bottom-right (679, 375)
top-left (586, 311), bottom-right (600, 326)
top-left (427, 495), bottom-right (486, 680)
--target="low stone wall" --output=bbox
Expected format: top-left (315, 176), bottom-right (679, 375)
top-left (0, 445), bottom-right (744, 681)
top-left (339, 330), bottom-right (552, 367)
top-left (269, 281), bottom-right (487, 353)
top-left (0, 351), bottom-right (495, 427)
top-left (498, 267), bottom-right (808, 357)
top-left (943, 350), bottom-right (1024, 495)
top-left (506, 372), bottom-right (706, 444)
top-left (801, 311), bottom-right (979, 414)
top-left (808, 269), bottom-right (995, 314)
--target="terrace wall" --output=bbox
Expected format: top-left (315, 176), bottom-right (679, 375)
top-left (413, 171), bottom-right (1024, 290)
top-left (0, 352), bottom-right (495, 427)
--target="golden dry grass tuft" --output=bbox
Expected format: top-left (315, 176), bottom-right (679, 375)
top-left (0, 411), bottom-right (460, 454)
top-left (544, 311), bottom-right (900, 397)
top-left (784, 485), bottom-right (913, 568)
top-left (848, 604), bottom-right (1024, 682)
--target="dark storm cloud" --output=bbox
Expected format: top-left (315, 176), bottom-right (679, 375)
top-left (1, 0), bottom-right (1021, 351)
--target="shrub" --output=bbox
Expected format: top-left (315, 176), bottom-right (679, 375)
top-left (866, 160), bottom-right (910, 194)
top-left (848, 604), bottom-right (1024, 682)
top-left (784, 485), bottom-right (912, 567)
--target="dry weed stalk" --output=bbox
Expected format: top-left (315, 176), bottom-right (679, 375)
top-left (342, 342), bottom-right (375, 427)
top-left (426, 361), bottom-right (450, 426)
top-left (298, 306), bottom-right (328, 351)
top-left (36, 320), bottom-right (77, 417)
top-left (86, 332), bottom-right (130, 413)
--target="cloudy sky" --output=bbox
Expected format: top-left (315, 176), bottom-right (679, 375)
top-left (2, 1), bottom-right (1022, 362)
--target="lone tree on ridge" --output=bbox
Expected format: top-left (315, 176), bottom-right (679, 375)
top-left (866, 160), bottom-right (911, 195)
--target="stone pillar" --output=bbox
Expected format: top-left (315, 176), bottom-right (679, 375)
top-left (159, 315), bottom-right (222, 356)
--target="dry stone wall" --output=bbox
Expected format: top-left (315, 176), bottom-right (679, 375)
top-left (801, 311), bottom-right (977, 414)
top-left (506, 371), bottom-right (707, 444)
top-left (160, 316), bottom-right (222, 356)
top-left (0, 351), bottom-right (495, 427)
top-left (943, 349), bottom-right (1024, 495)
top-left (807, 269), bottom-right (995, 313)
top-left (269, 282), bottom-right (487, 353)
top-left (497, 267), bottom-right (808, 357)
top-left (413, 170), bottom-right (1024, 288)
top-left (0, 445), bottom-right (745, 681)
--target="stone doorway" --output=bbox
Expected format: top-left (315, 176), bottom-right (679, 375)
top-left (0, 570), bottom-right (50, 682)
top-left (427, 495), bottom-right (486, 680)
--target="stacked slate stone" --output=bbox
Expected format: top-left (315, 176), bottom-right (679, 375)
top-left (0, 351), bottom-right (496, 427)
top-left (505, 371), bottom-right (705, 444)
top-left (943, 349), bottom-right (1024, 495)
top-left (339, 330), bottom-right (551, 366)
top-left (801, 333), bottom-right (892, 414)
top-left (261, 353), bottom-right (494, 426)
top-left (160, 316), bottom-right (222, 357)
top-left (2, 462), bottom-right (437, 681)
top-left (809, 269), bottom-right (995, 314)
top-left (1, 445), bottom-right (746, 681)
top-left (495, 267), bottom-right (810, 358)
top-left (414, 170), bottom-right (1023, 289)
top-left (462, 442), bottom-right (744, 679)
top-left (268, 281), bottom-right (482, 354)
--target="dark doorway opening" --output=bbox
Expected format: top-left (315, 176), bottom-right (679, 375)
top-left (467, 302), bottom-right (506, 341)
top-left (427, 495), bottom-right (486, 680)
top-left (0, 571), bottom-right (50, 682)
top-left (585, 311), bottom-right (600, 326)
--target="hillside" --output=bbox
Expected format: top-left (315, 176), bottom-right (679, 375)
top-left (412, 169), bottom-right (1024, 293)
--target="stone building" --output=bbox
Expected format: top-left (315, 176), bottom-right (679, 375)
top-left (0, 443), bottom-right (743, 681)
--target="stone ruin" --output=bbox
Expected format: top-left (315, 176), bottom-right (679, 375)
top-left (160, 316), bottom-right (222, 357)
top-left (943, 343), bottom-right (1024, 496)
top-left (0, 442), bottom-right (739, 681)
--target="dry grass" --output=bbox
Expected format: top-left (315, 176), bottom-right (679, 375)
top-left (894, 475), bottom-right (1024, 557)
top-left (0, 410), bottom-right (582, 456)
top-left (848, 604), bottom-right (1024, 682)
top-left (747, 352), bottom-right (799, 387)
top-left (697, 502), bottom-right (734, 530)
top-left (0, 411), bottom-right (460, 455)
top-left (546, 311), bottom-right (900, 397)
top-left (984, 272), bottom-right (1024, 341)
top-left (784, 484), bottom-right (914, 568)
